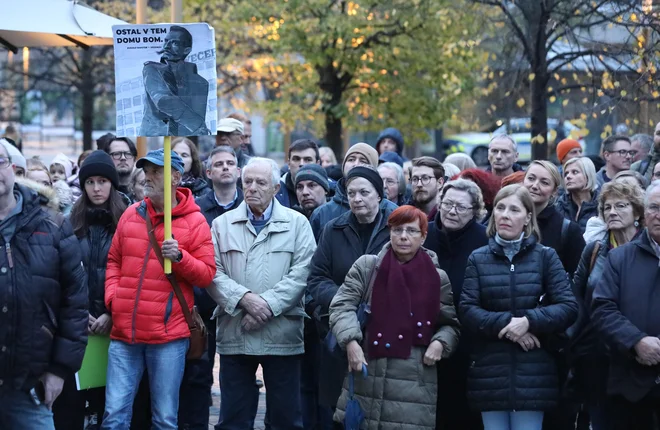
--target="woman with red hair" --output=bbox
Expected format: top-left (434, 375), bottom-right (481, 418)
top-left (330, 205), bottom-right (460, 429)
top-left (453, 168), bottom-right (502, 223)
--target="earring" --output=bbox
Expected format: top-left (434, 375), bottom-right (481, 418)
top-left (635, 220), bottom-right (640, 227)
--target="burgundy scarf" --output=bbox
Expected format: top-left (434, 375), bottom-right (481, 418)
top-left (367, 248), bottom-right (441, 360)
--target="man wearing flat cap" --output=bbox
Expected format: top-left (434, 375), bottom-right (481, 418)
top-left (140, 25), bottom-right (211, 136)
top-left (102, 149), bottom-right (216, 428)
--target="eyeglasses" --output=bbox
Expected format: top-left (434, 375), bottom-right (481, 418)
top-left (411, 175), bottom-right (435, 186)
top-left (109, 151), bottom-right (135, 160)
top-left (0, 156), bottom-right (11, 169)
top-left (440, 201), bottom-right (473, 214)
top-left (647, 204), bottom-right (660, 215)
top-left (653, 171), bottom-right (660, 180)
top-left (603, 202), bottom-right (631, 213)
top-left (608, 150), bottom-right (636, 158)
top-left (391, 227), bottom-right (422, 237)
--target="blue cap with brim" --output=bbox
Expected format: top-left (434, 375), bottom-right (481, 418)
top-left (136, 148), bottom-right (185, 174)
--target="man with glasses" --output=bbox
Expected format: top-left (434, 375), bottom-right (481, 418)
top-left (410, 156), bottom-right (445, 221)
top-left (0, 143), bottom-right (88, 429)
top-left (0, 138), bottom-right (26, 178)
top-left (597, 135), bottom-right (634, 187)
top-left (591, 181), bottom-right (660, 429)
top-left (103, 136), bottom-right (138, 195)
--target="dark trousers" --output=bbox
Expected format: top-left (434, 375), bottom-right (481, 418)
top-left (606, 393), bottom-right (660, 430)
top-left (301, 336), bottom-right (334, 430)
top-left (179, 317), bottom-right (217, 430)
top-left (435, 353), bottom-right (483, 430)
top-left (53, 374), bottom-right (105, 429)
top-left (542, 357), bottom-right (578, 430)
top-left (217, 354), bottom-right (303, 430)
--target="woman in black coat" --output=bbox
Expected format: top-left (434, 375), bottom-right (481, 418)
top-left (424, 178), bottom-right (488, 430)
top-left (570, 181), bottom-right (645, 430)
top-left (555, 157), bottom-right (600, 233)
top-left (460, 184), bottom-right (578, 430)
top-left (53, 151), bottom-right (129, 430)
top-left (524, 160), bottom-right (585, 275)
top-left (305, 166), bottom-right (394, 425)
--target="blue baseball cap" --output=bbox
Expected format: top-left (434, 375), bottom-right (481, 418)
top-left (136, 148), bottom-right (185, 174)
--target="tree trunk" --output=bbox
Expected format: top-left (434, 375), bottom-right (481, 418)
top-left (529, 5), bottom-right (550, 161)
top-left (324, 112), bottom-right (343, 159)
top-left (80, 49), bottom-right (95, 151)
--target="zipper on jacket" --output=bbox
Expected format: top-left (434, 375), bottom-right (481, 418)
top-left (509, 259), bottom-right (516, 409)
top-left (5, 243), bottom-right (13, 269)
top-left (132, 244), bottom-right (152, 343)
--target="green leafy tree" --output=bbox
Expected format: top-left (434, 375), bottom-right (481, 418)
top-left (190, 0), bottom-right (485, 156)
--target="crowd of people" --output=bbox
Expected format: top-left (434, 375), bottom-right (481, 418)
top-left (2, 116), bottom-right (660, 430)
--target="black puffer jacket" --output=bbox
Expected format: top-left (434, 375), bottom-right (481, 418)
top-left (0, 183), bottom-right (88, 391)
top-left (554, 190), bottom-right (600, 233)
top-left (79, 208), bottom-right (115, 318)
top-left (537, 205), bottom-right (585, 275)
top-left (307, 206), bottom-right (393, 407)
top-left (459, 235), bottom-right (578, 412)
top-left (592, 231), bottom-right (660, 402)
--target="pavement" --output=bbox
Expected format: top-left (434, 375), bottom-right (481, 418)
top-left (209, 355), bottom-right (267, 430)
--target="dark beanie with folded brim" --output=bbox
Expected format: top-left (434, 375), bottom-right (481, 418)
top-left (346, 165), bottom-right (384, 199)
top-left (295, 163), bottom-right (329, 192)
top-left (79, 150), bottom-right (119, 189)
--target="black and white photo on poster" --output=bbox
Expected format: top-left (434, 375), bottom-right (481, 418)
top-left (112, 23), bottom-right (217, 137)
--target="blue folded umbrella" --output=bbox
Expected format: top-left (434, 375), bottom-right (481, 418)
top-left (344, 364), bottom-right (368, 430)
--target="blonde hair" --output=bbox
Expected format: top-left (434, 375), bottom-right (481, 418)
top-left (487, 184), bottom-right (541, 239)
top-left (440, 178), bottom-right (488, 221)
top-left (319, 147), bottom-right (338, 165)
top-left (526, 160), bottom-right (563, 191)
top-left (563, 157), bottom-right (598, 193)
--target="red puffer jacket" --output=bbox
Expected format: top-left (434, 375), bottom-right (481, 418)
top-left (105, 188), bottom-right (216, 344)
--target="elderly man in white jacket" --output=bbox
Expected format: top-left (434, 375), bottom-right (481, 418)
top-left (208, 157), bottom-right (316, 430)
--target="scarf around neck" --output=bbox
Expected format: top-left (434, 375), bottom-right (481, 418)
top-left (367, 247), bottom-right (441, 360)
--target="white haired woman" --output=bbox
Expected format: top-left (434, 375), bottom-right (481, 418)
top-left (555, 157), bottom-right (600, 232)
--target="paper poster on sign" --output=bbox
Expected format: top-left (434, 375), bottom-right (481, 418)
top-left (112, 23), bottom-right (217, 137)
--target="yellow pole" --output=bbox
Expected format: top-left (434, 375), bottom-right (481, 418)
top-left (163, 136), bottom-right (172, 274)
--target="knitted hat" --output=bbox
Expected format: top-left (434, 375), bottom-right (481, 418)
top-left (0, 138), bottom-right (26, 171)
top-left (79, 150), bottom-right (119, 189)
top-left (50, 153), bottom-right (76, 179)
top-left (342, 142), bottom-right (379, 172)
top-left (378, 151), bottom-right (404, 167)
top-left (295, 164), bottom-right (329, 192)
top-left (346, 165), bottom-right (384, 199)
top-left (556, 139), bottom-right (582, 163)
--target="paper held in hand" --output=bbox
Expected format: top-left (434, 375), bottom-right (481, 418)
top-left (75, 335), bottom-right (111, 391)
top-left (111, 23), bottom-right (217, 137)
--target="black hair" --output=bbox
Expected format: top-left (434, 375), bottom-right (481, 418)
top-left (102, 135), bottom-right (138, 158)
top-left (169, 25), bottom-right (193, 48)
top-left (601, 134), bottom-right (631, 153)
top-left (289, 139), bottom-right (320, 162)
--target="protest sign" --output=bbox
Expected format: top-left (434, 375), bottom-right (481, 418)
top-left (112, 23), bottom-right (217, 137)
top-left (75, 335), bottom-right (111, 390)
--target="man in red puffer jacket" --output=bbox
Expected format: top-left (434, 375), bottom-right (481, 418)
top-left (102, 148), bottom-right (215, 429)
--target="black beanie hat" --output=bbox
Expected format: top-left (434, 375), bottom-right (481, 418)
top-left (346, 165), bottom-right (384, 199)
top-left (79, 150), bottom-right (119, 189)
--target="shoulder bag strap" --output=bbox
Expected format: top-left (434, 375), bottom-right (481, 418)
top-left (145, 214), bottom-right (195, 330)
top-left (589, 242), bottom-right (602, 273)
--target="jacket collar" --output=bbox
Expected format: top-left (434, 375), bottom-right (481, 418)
top-left (488, 233), bottom-right (537, 257)
top-left (332, 177), bottom-right (348, 205)
top-left (227, 198), bottom-right (292, 230)
top-left (634, 228), bottom-right (660, 256)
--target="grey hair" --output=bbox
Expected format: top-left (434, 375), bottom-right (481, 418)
top-left (440, 178), bottom-right (487, 220)
top-left (646, 180), bottom-right (660, 206)
top-left (242, 157), bottom-right (281, 186)
top-left (444, 153), bottom-right (477, 171)
top-left (563, 157), bottom-right (598, 193)
top-left (489, 134), bottom-right (518, 152)
top-left (206, 146), bottom-right (237, 170)
top-left (442, 163), bottom-right (461, 179)
top-left (378, 162), bottom-right (405, 196)
top-left (631, 134), bottom-right (653, 154)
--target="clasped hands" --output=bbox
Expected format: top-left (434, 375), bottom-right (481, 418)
top-left (239, 292), bottom-right (273, 332)
top-left (634, 336), bottom-right (660, 366)
top-left (498, 316), bottom-right (541, 352)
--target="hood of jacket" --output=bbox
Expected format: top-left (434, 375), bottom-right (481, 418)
top-left (376, 127), bottom-right (404, 156)
top-left (583, 216), bottom-right (607, 244)
top-left (332, 177), bottom-right (348, 205)
top-left (143, 187), bottom-right (200, 222)
top-left (15, 178), bottom-right (60, 212)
